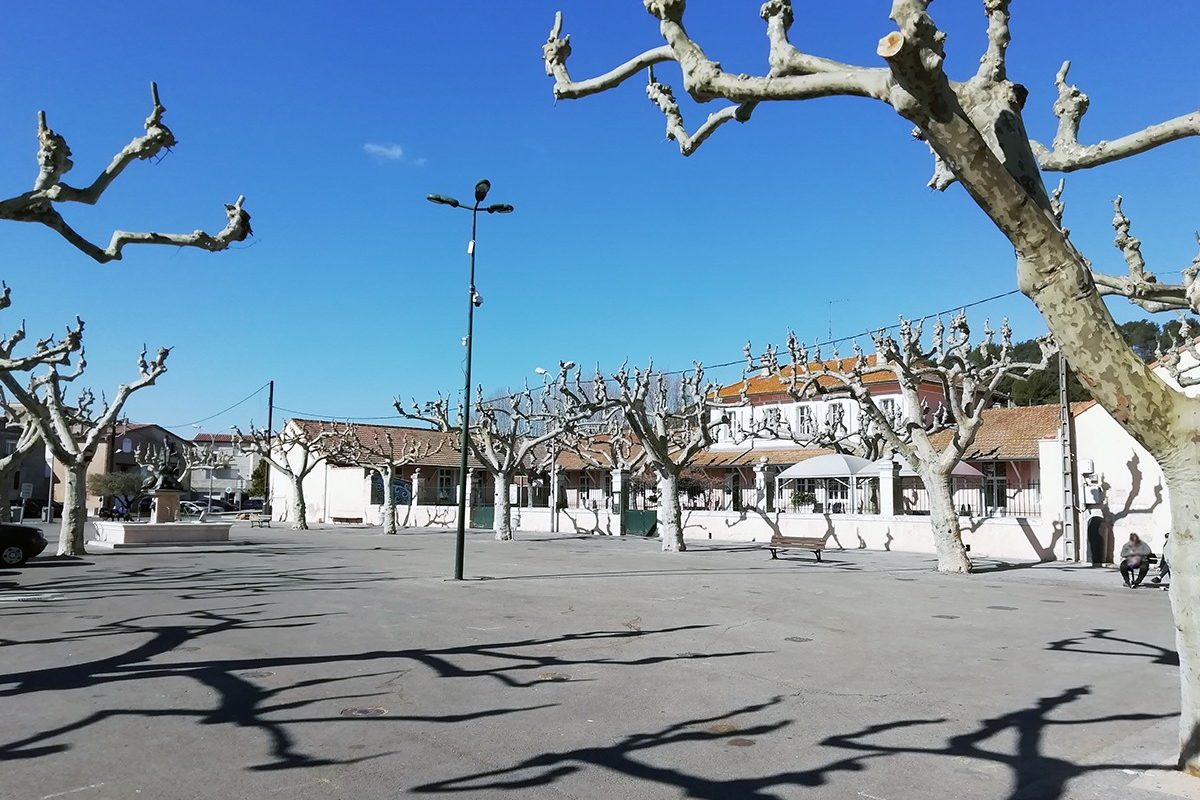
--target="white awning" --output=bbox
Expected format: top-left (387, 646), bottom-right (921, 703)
top-left (776, 453), bottom-right (875, 480)
top-left (874, 456), bottom-right (984, 479)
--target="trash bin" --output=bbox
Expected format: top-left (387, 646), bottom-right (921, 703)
top-left (42, 508), bottom-right (52, 523)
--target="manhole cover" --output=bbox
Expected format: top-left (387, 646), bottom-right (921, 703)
top-left (1083, 593), bottom-right (1106, 597)
top-left (707, 723), bottom-right (738, 734)
top-left (987, 606), bottom-right (1018, 611)
top-left (1041, 599), bottom-right (1065, 604)
top-left (676, 652), bottom-right (702, 658)
top-left (785, 636), bottom-right (813, 643)
top-left (240, 671), bottom-right (275, 678)
top-left (932, 614), bottom-right (959, 619)
top-left (340, 707), bottom-right (387, 717)
top-left (75, 614), bottom-right (102, 619)
top-left (727, 738), bottom-right (756, 747)
top-left (895, 577), bottom-right (916, 581)
top-left (536, 672), bottom-right (571, 682)
top-left (175, 646), bottom-right (200, 652)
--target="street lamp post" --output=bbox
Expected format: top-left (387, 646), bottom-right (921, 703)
top-left (427, 180), bottom-right (514, 581)
top-left (193, 426), bottom-right (217, 515)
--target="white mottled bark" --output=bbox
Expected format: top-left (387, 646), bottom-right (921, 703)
top-left (1162, 452), bottom-right (1200, 774)
top-left (58, 462), bottom-right (87, 556)
top-left (494, 472), bottom-right (513, 541)
top-left (380, 466), bottom-right (398, 536)
top-left (922, 468), bottom-right (971, 574)
top-left (657, 471), bottom-right (684, 552)
top-left (290, 474), bottom-right (308, 531)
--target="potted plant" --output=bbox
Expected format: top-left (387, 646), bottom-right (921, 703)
top-left (791, 490), bottom-right (817, 514)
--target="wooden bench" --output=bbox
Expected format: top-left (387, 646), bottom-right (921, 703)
top-left (768, 535), bottom-right (826, 562)
top-left (249, 514), bottom-right (271, 529)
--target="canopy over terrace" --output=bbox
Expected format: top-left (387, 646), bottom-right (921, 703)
top-left (874, 456), bottom-right (985, 479)
top-left (775, 453), bottom-right (877, 514)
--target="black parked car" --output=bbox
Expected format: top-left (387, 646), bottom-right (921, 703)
top-left (0, 524), bottom-right (48, 567)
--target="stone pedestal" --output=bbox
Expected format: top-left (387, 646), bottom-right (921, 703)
top-left (150, 489), bottom-right (183, 524)
top-left (611, 468), bottom-right (629, 536)
top-left (753, 457), bottom-right (769, 511)
top-left (879, 458), bottom-right (902, 516)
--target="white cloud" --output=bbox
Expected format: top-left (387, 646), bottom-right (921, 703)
top-left (364, 142), bottom-right (404, 161)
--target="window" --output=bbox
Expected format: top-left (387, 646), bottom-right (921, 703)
top-left (796, 405), bottom-right (816, 436)
top-left (983, 462), bottom-right (1007, 512)
top-left (577, 472), bottom-right (593, 504)
top-left (121, 437), bottom-right (133, 453)
top-left (436, 468), bottom-right (455, 502)
top-left (878, 398), bottom-right (898, 422)
top-left (824, 402), bottom-right (846, 434)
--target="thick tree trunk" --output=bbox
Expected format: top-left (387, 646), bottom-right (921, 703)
top-left (494, 472), bottom-right (513, 541)
top-left (658, 471), bottom-right (685, 552)
top-left (1162, 455), bottom-right (1200, 775)
top-left (381, 468), bottom-right (398, 535)
top-left (58, 462), bottom-right (88, 556)
top-left (923, 469), bottom-right (972, 574)
top-left (290, 474), bottom-right (308, 530)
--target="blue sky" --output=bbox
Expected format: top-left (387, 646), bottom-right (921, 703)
top-left (0, 2), bottom-right (1195, 435)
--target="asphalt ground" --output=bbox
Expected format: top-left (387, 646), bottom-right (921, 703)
top-left (1, 523), bottom-right (1195, 800)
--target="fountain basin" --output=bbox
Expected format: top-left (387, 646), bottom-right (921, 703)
top-left (91, 520), bottom-right (232, 549)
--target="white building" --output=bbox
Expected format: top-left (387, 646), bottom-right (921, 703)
top-left (189, 432), bottom-right (262, 504)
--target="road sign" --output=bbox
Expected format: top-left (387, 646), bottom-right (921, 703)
top-left (19, 482), bottom-right (33, 499)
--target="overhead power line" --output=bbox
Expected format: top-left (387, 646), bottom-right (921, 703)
top-left (161, 382), bottom-right (271, 430)
top-left (265, 288), bottom-right (1027, 422)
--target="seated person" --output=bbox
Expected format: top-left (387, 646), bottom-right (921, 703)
top-left (1119, 533), bottom-right (1153, 588)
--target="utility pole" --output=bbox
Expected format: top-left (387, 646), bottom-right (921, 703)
top-left (265, 380), bottom-right (274, 516)
top-left (826, 299), bottom-right (847, 341)
top-left (1058, 356), bottom-right (1078, 562)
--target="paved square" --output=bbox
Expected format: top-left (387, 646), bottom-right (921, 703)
top-left (1, 524), bottom-right (1190, 799)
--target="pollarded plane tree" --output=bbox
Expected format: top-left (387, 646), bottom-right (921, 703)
top-left (558, 362), bottom-right (736, 552)
top-left (232, 421), bottom-right (339, 530)
top-left (0, 286), bottom-right (82, 527)
top-left (0, 346), bottom-right (169, 556)
top-left (2, 82), bottom-right (251, 263)
top-left (333, 424), bottom-right (445, 536)
top-left (396, 380), bottom-right (587, 541)
top-left (557, 406), bottom-right (651, 515)
top-left (731, 341), bottom-right (893, 462)
top-left (543, 1), bottom-right (1200, 770)
top-left (783, 314), bottom-right (1049, 573)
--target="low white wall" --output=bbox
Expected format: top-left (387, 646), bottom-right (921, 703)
top-left (512, 507), bottom-right (553, 532)
top-left (680, 509), bottom-right (1063, 562)
top-left (559, 507), bottom-right (621, 536)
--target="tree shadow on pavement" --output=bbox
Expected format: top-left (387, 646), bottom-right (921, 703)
top-left (0, 600), bottom-right (761, 772)
top-left (1046, 627), bottom-right (1179, 667)
top-left (412, 686), bottom-right (1175, 800)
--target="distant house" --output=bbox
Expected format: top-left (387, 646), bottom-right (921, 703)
top-left (49, 421), bottom-right (191, 514)
top-left (188, 432), bottom-right (263, 504)
top-left (1, 423), bottom-right (49, 515)
top-left (267, 420), bottom-right (477, 526)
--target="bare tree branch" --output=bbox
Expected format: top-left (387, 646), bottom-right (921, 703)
top-left (0, 83), bottom-right (252, 263)
top-left (1032, 61), bottom-right (1200, 173)
top-left (1089, 197), bottom-right (1200, 314)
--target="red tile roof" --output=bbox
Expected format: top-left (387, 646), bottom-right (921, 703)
top-left (289, 419), bottom-right (480, 469)
top-left (929, 404), bottom-right (1083, 461)
top-left (716, 354), bottom-right (931, 400)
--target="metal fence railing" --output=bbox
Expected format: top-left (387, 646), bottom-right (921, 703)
top-left (898, 478), bottom-right (1042, 517)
